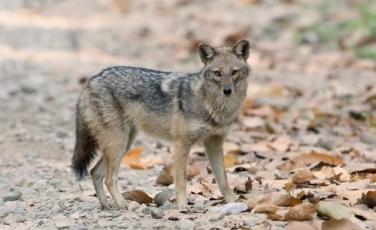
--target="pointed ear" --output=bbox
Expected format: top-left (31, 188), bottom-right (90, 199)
top-left (198, 43), bottom-right (216, 64)
top-left (232, 39), bottom-right (250, 60)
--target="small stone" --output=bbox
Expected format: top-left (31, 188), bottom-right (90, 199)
top-left (150, 208), bottom-right (164, 219)
top-left (160, 201), bottom-right (178, 210)
top-left (56, 130), bottom-right (68, 139)
top-left (177, 219), bottom-right (195, 230)
top-left (128, 201), bottom-right (140, 212)
top-left (55, 218), bottom-right (70, 229)
top-left (51, 204), bottom-right (64, 214)
top-left (154, 189), bottom-right (174, 206)
top-left (3, 191), bottom-right (22, 202)
top-left (70, 211), bottom-right (80, 220)
top-left (14, 214), bottom-right (26, 223)
top-left (139, 205), bottom-right (151, 215)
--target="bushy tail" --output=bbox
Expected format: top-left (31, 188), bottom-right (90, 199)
top-left (72, 105), bottom-right (97, 180)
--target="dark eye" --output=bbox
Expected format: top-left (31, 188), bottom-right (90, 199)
top-left (232, 69), bottom-right (239, 75)
top-left (213, 71), bottom-right (221, 77)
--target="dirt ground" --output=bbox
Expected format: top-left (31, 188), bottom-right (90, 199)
top-left (0, 0), bottom-right (375, 229)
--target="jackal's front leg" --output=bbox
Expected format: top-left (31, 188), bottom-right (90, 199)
top-left (204, 135), bottom-right (238, 202)
top-left (173, 140), bottom-right (191, 209)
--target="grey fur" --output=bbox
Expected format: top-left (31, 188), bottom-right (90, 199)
top-left (72, 39), bottom-right (251, 209)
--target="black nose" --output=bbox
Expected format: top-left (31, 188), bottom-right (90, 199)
top-left (223, 87), bottom-right (232, 96)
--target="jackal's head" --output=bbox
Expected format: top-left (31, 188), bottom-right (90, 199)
top-left (198, 39), bottom-right (250, 97)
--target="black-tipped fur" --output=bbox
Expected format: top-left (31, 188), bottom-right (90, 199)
top-left (72, 104), bottom-right (98, 180)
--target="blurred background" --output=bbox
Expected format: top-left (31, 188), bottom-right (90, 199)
top-left (0, 0), bottom-right (376, 166)
top-left (1, 0), bottom-right (375, 160)
top-left (0, 0), bottom-right (376, 228)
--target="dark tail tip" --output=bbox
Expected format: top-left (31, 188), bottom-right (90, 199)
top-left (72, 106), bottom-right (97, 180)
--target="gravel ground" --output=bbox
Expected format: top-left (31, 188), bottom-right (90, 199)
top-left (0, 0), bottom-right (375, 229)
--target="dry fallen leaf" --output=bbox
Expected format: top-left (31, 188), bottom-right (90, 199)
top-left (268, 136), bottom-right (293, 152)
top-left (156, 164), bottom-right (173, 186)
top-left (321, 219), bottom-right (361, 230)
top-left (242, 117), bottom-right (265, 130)
top-left (284, 202), bottom-right (316, 221)
top-left (292, 168), bottom-right (316, 184)
top-left (122, 190), bottom-right (153, 204)
top-left (358, 191), bottom-right (376, 209)
top-left (224, 154), bottom-right (237, 168)
top-left (352, 205), bottom-right (376, 221)
top-left (223, 142), bottom-right (240, 155)
top-left (279, 152), bottom-right (343, 171)
top-left (286, 221), bottom-right (316, 230)
top-left (121, 147), bottom-right (144, 169)
top-left (229, 174), bottom-right (252, 193)
top-left (273, 193), bottom-right (302, 207)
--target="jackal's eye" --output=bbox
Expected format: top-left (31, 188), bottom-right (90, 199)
top-left (231, 69), bottom-right (239, 75)
top-left (213, 71), bottom-right (221, 77)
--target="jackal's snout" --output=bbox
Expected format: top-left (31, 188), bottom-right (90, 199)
top-left (223, 86), bottom-right (232, 96)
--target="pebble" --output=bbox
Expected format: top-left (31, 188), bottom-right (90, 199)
top-left (14, 214), bottom-right (27, 223)
top-left (150, 208), bottom-right (164, 219)
top-left (208, 202), bottom-right (248, 215)
top-left (56, 130), bottom-right (68, 139)
top-left (139, 205), bottom-right (151, 215)
top-left (128, 201), bottom-right (141, 212)
top-left (154, 189), bottom-right (174, 206)
top-left (176, 219), bottom-right (195, 230)
top-left (54, 215), bottom-right (71, 229)
top-left (3, 191), bottom-right (22, 202)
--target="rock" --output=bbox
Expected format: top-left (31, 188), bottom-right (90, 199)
top-left (150, 208), bottom-right (164, 219)
top-left (177, 219), bottom-right (195, 230)
top-left (139, 205), bottom-right (151, 215)
top-left (128, 201), bottom-right (141, 212)
top-left (154, 189), bottom-right (174, 206)
top-left (14, 214), bottom-right (27, 223)
top-left (56, 130), bottom-right (68, 139)
top-left (51, 204), bottom-right (64, 214)
top-left (54, 214), bottom-right (71, 229)
top-left (208, 202), bottom-right (248, 215)
top-left (160, 201), bottom-right (178, 210)
top-left (3, 191), bottom-right (22, 202)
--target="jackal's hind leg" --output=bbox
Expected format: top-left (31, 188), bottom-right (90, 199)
top-left (103, 125), bottom-right (136, 209)
top-left (90, 158), bottom-right (110, 209)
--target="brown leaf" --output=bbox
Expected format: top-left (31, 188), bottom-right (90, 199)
top-left (231, 176), bottom-right (252, 193)
top-left (322, 219), bottom-right (361, 230)
top-left (352, 205), bottom-right (376, 221)
top-left (253, 205), bottom-right (278, 214)
top-left (250, 195), bottom-right (278, 214)
top-left (121, 147), bottom-right (144, 169)
top-left (242, 117), bottom-right (265, 130)
top-left (358, 191), bottom-right (376, 209)
top-left (286, 221), bottom-right (316, 230)
top-left (268, 136), bottom-right (293, 152)
top-left (273, 194), bottom-right (302, 207)
top-left (224, 155), bottom-right (237, 168)
top-left (279, 152), bottom-right (342, 171)
top-left (284, 202), bottom-right (316, 221)
top-left (292, 168), bottom-right (316, 184)
top-left (267, 213), bottom-right (285, 221)
top-left (223, 142), bottom-right (240, 155)
top-left (122, 190), bottom-right (153, 204)
top-left (156, 164), bottom-right (173, 186)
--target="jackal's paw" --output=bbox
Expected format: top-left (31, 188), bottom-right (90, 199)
top-left (101, 203), bottom-right (111, 210)
top-left (176, 196), bottom-right (187, 210)
top-left (115, 199), bottom-right (128, 209)
top-left (224, 191), bottom-right (238, 203)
